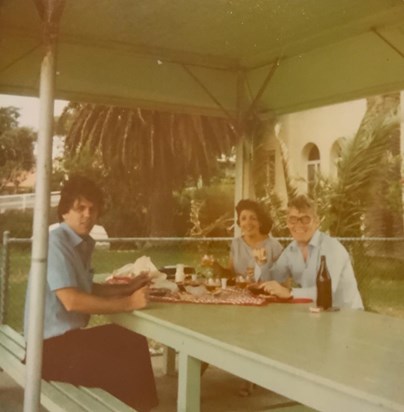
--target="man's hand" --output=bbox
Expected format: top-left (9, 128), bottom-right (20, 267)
top-left (128, 286), bottom-right (149, 310)
top-left (126, 272), bottom-right (151, 294)
top-left (259, 280), bottom-right (292, 299)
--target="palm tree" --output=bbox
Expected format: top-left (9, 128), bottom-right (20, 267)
top-left (309, 112), bottom-right (400, 238)
top-left (316, 96), bottom-right (401, 238)
top-left (59, 103), bottom-right (238, 236)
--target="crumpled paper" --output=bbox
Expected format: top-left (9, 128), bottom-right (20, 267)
top-left (107, 256), bottom-right (178, 292)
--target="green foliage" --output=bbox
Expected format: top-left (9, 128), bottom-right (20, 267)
top-left (190, 181), bottom-right (235, 237)
top-left (0, 209), bottom-right (33, 240)
top-left (0, 107), bottom-right (36, 192)
top-left (312, 112), bottom-right (401, 237)
top-left (0, 208), bottom-right (59, 244)
top-left (58, 102), bottom-right (237, 236)
top-left (0, 107), bottom-right (19, 132)
top-left (260, 191), bottom-right (289, 237)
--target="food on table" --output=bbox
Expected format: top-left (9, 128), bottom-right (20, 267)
top-left (235, 275), bottom-right (248, 289)
top-left (148, 288), bottom-right (172, 297)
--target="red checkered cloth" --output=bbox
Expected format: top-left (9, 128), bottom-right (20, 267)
top-left (149, 287), bottom-right (312, 306)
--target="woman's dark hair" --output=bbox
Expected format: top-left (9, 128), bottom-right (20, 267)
top-left (57, 175), bottom-right (104, 222)
top-left (235, 199), bottom-right (272, 235)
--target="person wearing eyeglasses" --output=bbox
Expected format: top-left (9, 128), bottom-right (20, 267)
top-left (257, 194), bottom-right (363, 309)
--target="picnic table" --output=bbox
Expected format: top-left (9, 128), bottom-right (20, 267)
top-left (107, 300), bottom-right (404, 412)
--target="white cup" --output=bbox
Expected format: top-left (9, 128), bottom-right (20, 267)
top-left (175, 263), bottom-right (185, 283)
top-left (191, 274), bottom-right (198, 282)
top-left (220, 278), bottom-right (227, 289)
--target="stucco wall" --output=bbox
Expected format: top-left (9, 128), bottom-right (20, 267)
top-left (273, 98), bottom-right (367, 200)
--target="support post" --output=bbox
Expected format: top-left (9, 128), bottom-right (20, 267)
top-left (177, 352), bottom-right (201, 412)
top-left (163, 346), bottom-right (177, 376)
top-left (0, 231), bottom-right (10, 325)
top-left (23, 41), bottom-right (56, 412)
top-left (234, 70), bottom-right (255, 236)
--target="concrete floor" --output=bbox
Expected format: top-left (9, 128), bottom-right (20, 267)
top-left (0, 355), bottom-right (296, 412)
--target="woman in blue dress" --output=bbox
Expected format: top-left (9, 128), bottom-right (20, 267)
top-left (203, 199), bottom-right (283, 282)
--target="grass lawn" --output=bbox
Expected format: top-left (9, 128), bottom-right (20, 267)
top-left (355, 256), bottom-right (404, 317)
top-left (2, 243), bottom-right (404, 332)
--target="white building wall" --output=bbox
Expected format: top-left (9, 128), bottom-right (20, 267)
top-left (273, 99), bottom-right (367, 200)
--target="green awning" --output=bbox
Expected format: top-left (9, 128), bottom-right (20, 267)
top-left (2, 0), bottom-right (404, 117)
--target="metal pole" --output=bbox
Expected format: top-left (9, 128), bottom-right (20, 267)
top-left (23, 40), bottom-right (56, 412)
top-left (0, 231), bottom-right (10, 324)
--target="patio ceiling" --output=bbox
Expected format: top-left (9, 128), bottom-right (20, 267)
top-left (1, 0), bottom-right (404, 117)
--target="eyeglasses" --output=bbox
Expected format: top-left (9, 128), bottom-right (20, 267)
top-left (287, 215), bottom-right (313, 225)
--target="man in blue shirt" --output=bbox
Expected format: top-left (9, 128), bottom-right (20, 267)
top-left (24, 175), bottom-right (158, 412)
top-left (258, 194), bottom-right (363, 309)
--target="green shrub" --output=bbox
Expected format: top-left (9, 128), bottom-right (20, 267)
top-left (0, 208), bottom-right (58, 244)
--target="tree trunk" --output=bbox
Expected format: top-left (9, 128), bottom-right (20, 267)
top-left (148, 188), bottom-right (175, 236)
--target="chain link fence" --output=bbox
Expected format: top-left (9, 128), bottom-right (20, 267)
top-left (1, 231), bottom-right (404, 333)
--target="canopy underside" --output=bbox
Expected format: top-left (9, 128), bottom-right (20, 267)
top-left (1, 0), bottom-right (404, 117)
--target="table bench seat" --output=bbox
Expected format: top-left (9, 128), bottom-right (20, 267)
top-left (0, 324), bottom-right (135, 412)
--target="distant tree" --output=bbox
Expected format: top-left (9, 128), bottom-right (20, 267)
top-left (0, 107), bottom-right (36, 193)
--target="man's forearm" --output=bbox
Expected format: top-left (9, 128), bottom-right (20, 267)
top-left (92, 282), bottom-right (131, 298)
top-left (57, 288), bottom-right (134, 314)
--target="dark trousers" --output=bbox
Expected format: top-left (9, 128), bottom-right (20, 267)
top-left (41, 324), bottom-right (158, 412)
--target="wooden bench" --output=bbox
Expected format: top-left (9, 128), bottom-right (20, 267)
top-left (0, 324), bottom-right (135, 412)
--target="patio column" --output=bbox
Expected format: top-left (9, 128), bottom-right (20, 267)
top-left (24, 1), bottom-right (64, 410)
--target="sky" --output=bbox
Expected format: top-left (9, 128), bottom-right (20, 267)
top-left (0, 94), bottom-right (67, 129)
top-left (0, 94), bottom-right (68, 160)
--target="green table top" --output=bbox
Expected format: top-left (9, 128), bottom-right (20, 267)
top-left (109, 303), bottom-right (404, 412)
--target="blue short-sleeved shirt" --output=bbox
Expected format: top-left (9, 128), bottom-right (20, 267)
top-left (24, 223), bottom-right (95, 340)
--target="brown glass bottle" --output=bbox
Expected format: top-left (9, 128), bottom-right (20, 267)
top-left (316, 255), bottom-right (332, 310)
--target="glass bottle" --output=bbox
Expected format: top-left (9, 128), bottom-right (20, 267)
top-left (316, 255), bottom-right (332, 310)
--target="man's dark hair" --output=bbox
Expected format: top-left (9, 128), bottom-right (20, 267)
top-left (57, 175), bottom-right (104, 222)
top-left (235, 199), bottom-right (273, 235)
top-left (287, 194), bottom-right (317, 215)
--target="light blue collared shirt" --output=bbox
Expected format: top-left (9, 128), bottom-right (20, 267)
top-left (259, 230), bottom-right (363, 309)
top-left (24, 222), bottom-right (95, 340)
top-left (231, 235), bottom-right (283, 280)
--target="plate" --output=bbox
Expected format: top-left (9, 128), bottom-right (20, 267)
top-left (149, 288), bottom-right (172, 297)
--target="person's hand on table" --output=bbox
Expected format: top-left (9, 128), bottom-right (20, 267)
top-left (259, 280), bottom-right (292, 299)
top-left (128, 285), bottom-right (149, 310)
top-left (126, 272), bottom-right (151, 293)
